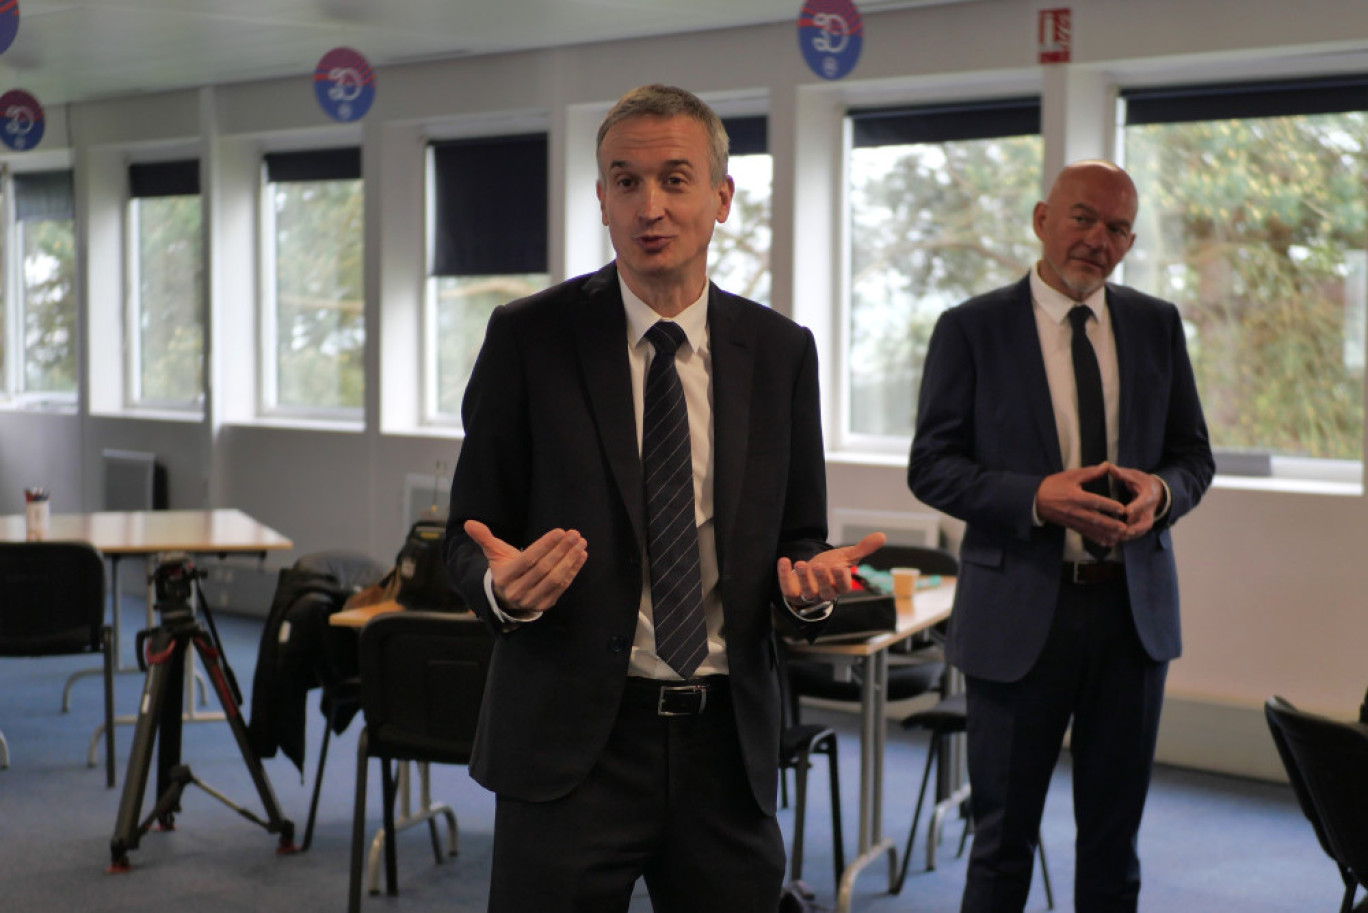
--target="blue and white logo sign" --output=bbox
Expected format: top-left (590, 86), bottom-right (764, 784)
top-left (798, 0), bottom-right (863, 81)
top-left (0, 89), bottom-right (43, 151)
top-left (0, 0), bottom-right (20, 56)
top-left (314, 47), bottom-right (375, 123)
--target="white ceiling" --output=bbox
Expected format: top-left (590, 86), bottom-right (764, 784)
top-left (0, 0), bottom-right (947, 107)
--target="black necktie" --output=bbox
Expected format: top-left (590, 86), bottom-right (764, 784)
top-left (1068, 305), bottom-right (1111, 561)
top-left (642, 321), bottom-right (707, 679)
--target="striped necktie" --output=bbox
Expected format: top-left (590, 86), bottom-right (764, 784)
top-left (642, 321), bottom-right (707, 679)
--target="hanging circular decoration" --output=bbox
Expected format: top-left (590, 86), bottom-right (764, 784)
top-left (0, 0), bottom-right (20, 56)
top-left (797, 0), bottom-right (863, 81)
top-left (0, 0), bottom-right (19, 56)
top-left (313, 46), bottom-right (375, 122)
top-left (0, 88), bottom-right (43, 151)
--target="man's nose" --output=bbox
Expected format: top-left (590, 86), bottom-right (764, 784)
top-left (638, 184), bottom-right (664, 220)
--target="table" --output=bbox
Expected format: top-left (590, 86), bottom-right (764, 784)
top-left (0, 509), bottom-right (293, 763)
top-left (785, 581), bottom-right (956, 912)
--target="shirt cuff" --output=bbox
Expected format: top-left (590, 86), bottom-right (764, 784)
top-left (1153, 474), bottom-right (1172, 521)
top-left (486, 568), bottom-right (539, 624)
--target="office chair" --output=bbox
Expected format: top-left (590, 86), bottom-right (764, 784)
top-left (893, 691), bottom-right (1054, 910)
top-left (0, 541), bottom-right (116, 786)
top-left (348, 611), bottom-right (493, 913)
top-left (776, 645), bottom-right (845, 889)
top-left (1265, 696), bottom-right (1368, 913)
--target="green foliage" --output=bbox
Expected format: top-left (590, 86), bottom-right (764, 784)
top-left (272, 179), bottom-right (365, 410)
top-left (848, 136), bottom-right (1043, 436)
top-left (433, 274), bottom-right (547, 418)
top-left (22, 218), bottom-right (77, 394)
top-left (1126, 112), bottom-right (1367, 460)
top-left (136, 195), bottom-right (204, 405)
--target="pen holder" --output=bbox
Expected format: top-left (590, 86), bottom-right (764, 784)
top-left (24, 487), bottom-right (49, 540)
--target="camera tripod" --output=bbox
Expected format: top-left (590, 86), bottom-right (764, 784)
top-left (108, 588), bottom-right (295, 871)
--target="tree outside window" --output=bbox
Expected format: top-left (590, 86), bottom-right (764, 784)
top-left (1125, 107), bottom-right (1367, 465)
top-left (847, 112), bottom-right (1041, 443)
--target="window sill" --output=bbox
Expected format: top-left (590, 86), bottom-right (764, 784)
top-left (224, 415), bottom-right (364, 434)
top-left (89, 407), bottom-right (203, 423)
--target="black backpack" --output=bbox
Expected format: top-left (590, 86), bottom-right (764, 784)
top-left (394, 518), bottom-right (464, 612)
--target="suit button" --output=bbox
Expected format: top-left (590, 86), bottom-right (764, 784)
top-left (608, 635), bottom-right (627, 654)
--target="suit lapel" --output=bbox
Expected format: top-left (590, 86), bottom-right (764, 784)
top-left (1106, 286), bottom-right (1138, 467)
top-left (707, 286), bottom-right (752, 574)
top-left (574, 265), bottom-right (646, 545)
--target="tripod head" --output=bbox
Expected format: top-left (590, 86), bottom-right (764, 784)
top-left (151, 552), bottom-right (204, 625)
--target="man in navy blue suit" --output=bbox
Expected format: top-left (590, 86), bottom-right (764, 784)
top-left (909, 160), bottom-right (1214, 913)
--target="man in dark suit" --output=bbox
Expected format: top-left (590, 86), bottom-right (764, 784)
top-left (443, 84), bottom-right (881, 913)
top-left (908, 161), bottom-right (1214, 913)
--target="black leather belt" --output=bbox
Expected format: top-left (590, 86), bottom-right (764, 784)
top-left (623, 676), bottom-right (729, 716)
top-left (1062, 561), bottom-right (1126, 585)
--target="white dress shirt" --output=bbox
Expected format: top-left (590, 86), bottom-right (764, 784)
top-left (1029, 264), bottom-right (1120, 563)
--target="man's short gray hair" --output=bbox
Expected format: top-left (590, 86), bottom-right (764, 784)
top-left (596, 84), bottom-right (729, 185)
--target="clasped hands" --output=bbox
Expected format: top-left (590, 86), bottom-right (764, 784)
top-left (1035, 462), bottom-right (1162, 549)
top-left (464, 519), bottom-right (886, 616)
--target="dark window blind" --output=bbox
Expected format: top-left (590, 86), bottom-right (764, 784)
top-left (14, 169), bottom-right (74, 222)
top-left (430, 133), bottom-right (547, 277)
top-left (850, 97), bottom-right (1040, 148)
top-left (263, 147), bottom-right (361, 183)
top-left (1123, 75), bottom-right (1368, 125)
top-left (129, 159), bottom-right (200, 198)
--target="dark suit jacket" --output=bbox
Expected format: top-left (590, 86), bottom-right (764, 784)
top-left (443, 262), bottom-right (831, 814)
top-left (908, 275), bottom-right (1214, 683)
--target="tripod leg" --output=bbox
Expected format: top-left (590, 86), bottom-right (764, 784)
top-left (191, 633), bottom-right (296, 851)
top-left (109, 626), bottom-right (181, 870)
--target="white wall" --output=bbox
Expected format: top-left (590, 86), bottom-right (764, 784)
top-left (3, 0), bottom-right (1368, 779)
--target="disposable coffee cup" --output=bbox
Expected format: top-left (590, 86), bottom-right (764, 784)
top-left (891, 567), bottom-right (920, 598)
top-left (24, 487), bottom-right (49, 540)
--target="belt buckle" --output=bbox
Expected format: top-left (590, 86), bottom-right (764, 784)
top-left (657, 683), bottom-right (707, 716)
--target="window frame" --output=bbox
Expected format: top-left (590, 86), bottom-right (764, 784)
top-left (838, 97), bottom-right (1043, 455)
top-left (1119, 75), bottom-right (1368, 484)
top-left (258, 146), bottom-right (365, 421)
top-left (124, 158), bottom-right (204, 412)
top-left (4, 168), bottom-right (78, 408)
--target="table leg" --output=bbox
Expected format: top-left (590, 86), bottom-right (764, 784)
top-left (835, 649), bottom-right (898, 913)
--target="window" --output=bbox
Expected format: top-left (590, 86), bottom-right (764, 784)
top-left (845, 99), bottom-right (1042, 446)
top-left (262, 147), bottom-right (364, 415)
top-left (8, 170), bottom-right (77, 401)
top-left (1123, 78), bottom-right (1368, 478)
top-left (128, 160), bottom-right (203, 408)
top-left (427, 134), bottom-right (549, 423)
top-left (709, 116), bottom-right (772, 307)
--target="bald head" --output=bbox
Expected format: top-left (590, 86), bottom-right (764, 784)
top-left (1033, 160), bottom-right (1138, 300)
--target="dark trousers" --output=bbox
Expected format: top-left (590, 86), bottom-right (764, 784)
top-left (961, 576), bottom-right (1168, 913)
top-left (487, 678), bottom-right (786, 913)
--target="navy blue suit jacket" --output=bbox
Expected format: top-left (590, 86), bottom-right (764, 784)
top-left (908, 275), bottom-right (1214, 683)
top-left (443, 263), bottom-right (831, 812)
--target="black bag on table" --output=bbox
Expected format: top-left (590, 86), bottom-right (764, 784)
top-left (393, 518), bottom-right (465, 613)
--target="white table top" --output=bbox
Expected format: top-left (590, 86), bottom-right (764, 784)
top-left (0, 508), bottom-right (293, 555)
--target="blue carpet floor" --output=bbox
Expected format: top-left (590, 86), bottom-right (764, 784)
top-left (0, 606), bottom-right (1344, 912)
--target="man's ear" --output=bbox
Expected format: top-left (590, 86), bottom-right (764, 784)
top-left (596, 180), bottom-right (608, 226)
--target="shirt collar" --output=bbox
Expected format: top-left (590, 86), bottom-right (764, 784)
top-left (1030, 261), bottom-right (1107, 325)
top-left (619, 272), bottom-right (709, 354)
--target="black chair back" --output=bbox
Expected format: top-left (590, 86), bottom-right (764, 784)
top-left (1265, 695), bottom-right (1368, 912)
top-left (861, 543), bottom-right (958, 577)
top-left (0, 541), bottom-right (106, 656)
top-left (0, 541), bottom-right (115, 785)
top-left (358, 611), bottom-right (493, 765)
